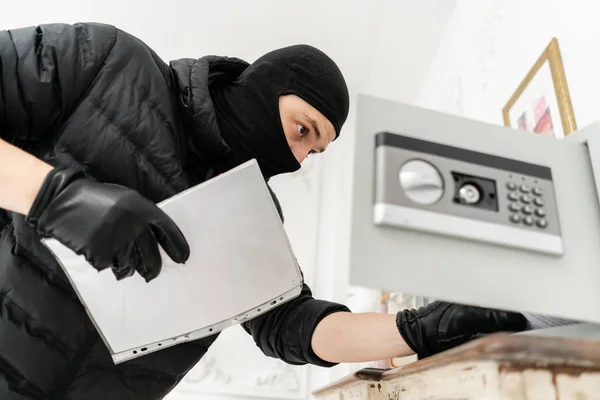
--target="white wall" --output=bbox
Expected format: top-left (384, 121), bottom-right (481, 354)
top-left (417, 0), bottom-right (600, 130)
top-left (1, 1), bottom-right (456, 399)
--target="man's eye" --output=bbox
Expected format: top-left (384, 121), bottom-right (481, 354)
top-left (297, 124), bottom-right (308, 137)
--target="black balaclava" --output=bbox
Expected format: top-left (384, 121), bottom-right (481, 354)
top-left (210, 44), bottom-right (350, 179)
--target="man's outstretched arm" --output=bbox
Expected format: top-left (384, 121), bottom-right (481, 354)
top-left (241, 282), bottom-right (527, 366)
top-left (246, 186), bottom-right (528, 366)
top-left (311, 311), bottom-right (412, 363)
top-left (312, 301), bottom-right (527, 362)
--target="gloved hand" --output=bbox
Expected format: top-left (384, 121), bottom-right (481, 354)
top-left (26, 167), bottom-right (190, 282)
top-left (396, 301), bottom-right (527, 359)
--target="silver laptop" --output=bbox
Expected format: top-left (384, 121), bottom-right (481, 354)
top-left (42, 160), bottom-right (304, 364)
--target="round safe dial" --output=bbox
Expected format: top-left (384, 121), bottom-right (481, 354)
top-left (459, 184), bottom-right (481, 204)
top-left (399, 159), bottom-right (444, 205)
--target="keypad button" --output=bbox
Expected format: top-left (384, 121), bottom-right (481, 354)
top-left (520, 184), bottom-right (531, 193)
top-left (506, 182), bottom-right (517, 191)
top-left (522, 205), bottom-right (533, 215)
top-left (533, 197), bottom-right (544, 207)
top-left (508, 192), bottom-right (519, 201)
top-left (536, 219), bottom-right (548, 229)
top-left (535, 208), bottom-right (546, 217)
top-left (508, 203), bottom-right (520, 212)
top-left (523, 216), bottom-right (534, 226)
top-left (509, 214), bottom-right (521, 223)
top-left (533, 188), bottom-right (543, 196)
top-left (521, 195), bottom-right (532, 204)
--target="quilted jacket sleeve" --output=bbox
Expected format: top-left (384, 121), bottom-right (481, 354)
top-left (242, 282), bottom-right (351, 367)
top-left (0, 23), bottom-right (117, 149)
top-left (241, 185), bottom-right (352, 367)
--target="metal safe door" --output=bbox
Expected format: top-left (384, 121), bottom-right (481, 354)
top-left (347, 94), bottom-right (600, 324)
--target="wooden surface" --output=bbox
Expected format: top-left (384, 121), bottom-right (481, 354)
top-left (314, 333), bottom-right (600, 399)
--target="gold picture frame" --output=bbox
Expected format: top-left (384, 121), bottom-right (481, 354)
top-left (502, 38), bottom-right (577, 138)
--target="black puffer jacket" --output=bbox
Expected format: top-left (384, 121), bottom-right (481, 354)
top-left (0, 22), bottom-right (350, 400)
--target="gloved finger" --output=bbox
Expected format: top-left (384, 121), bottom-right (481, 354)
top-left (87, 250), bottom-right (113, 273)
top-left (134, 230), bottom-right (162, 283)
top-left (112, 243), bottom-right (136, 280)
top-left (148, 208), bottom-right (190, 264)
top-left (483, 309), bottom-right (528, 332)
top-left (450, 305), bottom-right (527, 335)
top-left (440, 304), bottom-right (500, 338)
top-left (112, 264), bottom-right (135, 281)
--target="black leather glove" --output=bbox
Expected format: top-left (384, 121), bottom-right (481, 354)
top-left (26, 167), bottom-right (190, 282)
top-left (396, 301), bottom-right (527, 359)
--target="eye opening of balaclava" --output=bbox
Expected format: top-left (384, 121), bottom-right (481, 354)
top-left (210, 44), bottom-right (350, 179)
